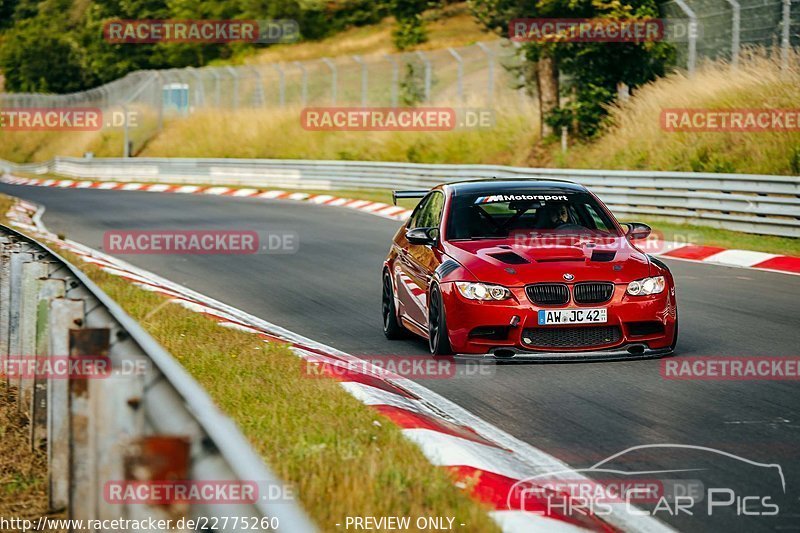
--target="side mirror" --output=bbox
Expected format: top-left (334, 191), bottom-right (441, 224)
top-left (625, 223), bottom-right (652, 240)
top-left (406, 227), bottom-right (438, 246)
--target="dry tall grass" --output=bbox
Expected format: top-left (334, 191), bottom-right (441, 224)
top-left (140, 100), bottom-right (540, 165)
top-left (563, 50), bottom-right (800, 175)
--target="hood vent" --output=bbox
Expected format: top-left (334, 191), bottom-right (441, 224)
top-left (436, 260), bottom-right (461, 279)
top-left (591, 250), bottom-right (616, 262)
top-left (489, 252), bottom-right (529, 265)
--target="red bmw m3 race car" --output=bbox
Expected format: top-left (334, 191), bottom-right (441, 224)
top-left (382, 179), bottom-right (678, 360)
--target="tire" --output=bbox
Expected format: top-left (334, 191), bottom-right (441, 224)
top-left (382, 271), bottom-right (407, 339)
top-left (428, 285), bottom-right (454, 356)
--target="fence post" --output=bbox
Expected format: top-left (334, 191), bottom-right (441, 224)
top-left (781, 0), bottom-right (791, 70)
top-left (322, 58), bottom-right (338, 105)
top-left (122, 103), bottom-right (131, 158)
top-left (154, 72), bottom-right (165, 131)
top-left (211, 69), bottom-right (222, 107)
top-left (673, 0), bottom-right (698, 75)
top-left (294, 61), bottom-right (308, 106)
top-left (476, 42), bottom-right (495, 104)
top-left (725, 0), bottom-right (741, 68)
top-left (186, 67), bottom-right (205, 108)
top-left (226, 66), bottom-right (239, 109)
top-left (415, 51), bottom-right (432, 102)
top-left (273, 64), bottom-right (286, 107)
top-left (48, 298), bottom-right (85, 513)
top-left (447, 48), bottom-right (464, 102)
top-left (384, 55), bottom-right (400, 107)
top-left (249, 67), bottom-right (265, 107)
top-left (352, 55), bottom-right (368, 107)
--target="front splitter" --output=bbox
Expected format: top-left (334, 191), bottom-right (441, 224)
top-left (455, 345), bottom-right (674, 363)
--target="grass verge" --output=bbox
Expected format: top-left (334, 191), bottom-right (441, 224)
top-left (0, 192), bottom-right (499, 532)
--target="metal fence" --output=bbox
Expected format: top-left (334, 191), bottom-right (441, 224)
top-left (1, 156), bottom-right (797, 237)
top-left (663, 0), bottom-right (800, 71)
top-left (0, 221), bottom-right (315, 531)
top-left (0, 7), bottom-right (797, 155)
top-left (0, 40), bottom-right (529, 157)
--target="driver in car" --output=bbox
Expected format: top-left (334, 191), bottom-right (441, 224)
top-left (547, 203), bottom-right (570, 227)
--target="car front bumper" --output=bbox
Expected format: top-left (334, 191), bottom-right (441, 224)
top-left (439, 281), bottom-right (678, 358)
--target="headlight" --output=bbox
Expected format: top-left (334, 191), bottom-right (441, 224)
top-left (627, 276), bottom-right (666, 296)
top-left (455, 282), bottom-right (511, 301)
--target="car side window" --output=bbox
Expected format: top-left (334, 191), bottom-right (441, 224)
top-left (408, 194), bottom-right (432, 229)
top-left (415, 191), bottom-right (444, 228)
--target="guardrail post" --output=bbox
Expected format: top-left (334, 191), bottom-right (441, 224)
top-left (19, 260), bottom-right (49, 415)
top-left (69, 328), bottom-right (110, 524)
top-left (0, 240), bottom-right (19, 382)
top-left (7, 250), bottom-right (33, 389)
top-left (48, 298), bottom-right (84, 513)
top-left (32, 277), bottom-right (66, 450)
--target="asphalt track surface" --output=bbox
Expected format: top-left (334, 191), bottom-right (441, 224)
top-left (3, 183), bottom-right (799, 532)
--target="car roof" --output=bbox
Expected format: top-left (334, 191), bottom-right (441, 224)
top-left (443, 178), bottom-right (587, 196)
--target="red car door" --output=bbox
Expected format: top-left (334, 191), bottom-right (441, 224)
top-left (396, 191), bottom-right (445, 330)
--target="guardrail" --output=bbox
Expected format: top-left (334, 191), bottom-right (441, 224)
top-left (0, 222), bottom-right (315, 531)
top-left (1, 156), bottom-right (798, 237)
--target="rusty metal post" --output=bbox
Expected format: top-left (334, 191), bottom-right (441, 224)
top-left (69, 328), bottom-right (110, 525)
top-left (0, 240), bottom-right (19, 383)
top-left (19, 260), bottom-right (49, 414)
top-left (7, 250), bottom-right (33, 388)
top-left (48, 298), bottom-right (84, 513)
top-left (31, 278), bottom-right (66, 450)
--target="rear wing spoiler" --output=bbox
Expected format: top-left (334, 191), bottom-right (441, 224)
top-left (392, 190), bottom-right (429, 205)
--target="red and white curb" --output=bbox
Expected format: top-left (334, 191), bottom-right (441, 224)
top-left (649, 242), bottom-right (800, 276)
top-left (3, 173), bottom-right (799, 277)
top-left (0, 175), bottom-right (413, 222)
top-left (5, 201), bottom-right (673, 533)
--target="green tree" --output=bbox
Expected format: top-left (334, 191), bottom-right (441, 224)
top-left (0, 16), bottom-right (93, 92)
top-left (469, 0), bottom-right (673, 140)
top-left (391, 0), bottom-right (430, 50)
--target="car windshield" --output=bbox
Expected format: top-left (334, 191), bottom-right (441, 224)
top-left (446, 190), bottom-right (622, 240)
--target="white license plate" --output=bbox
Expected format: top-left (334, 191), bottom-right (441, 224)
top-left (537, 308), bottom-right (607, 325)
